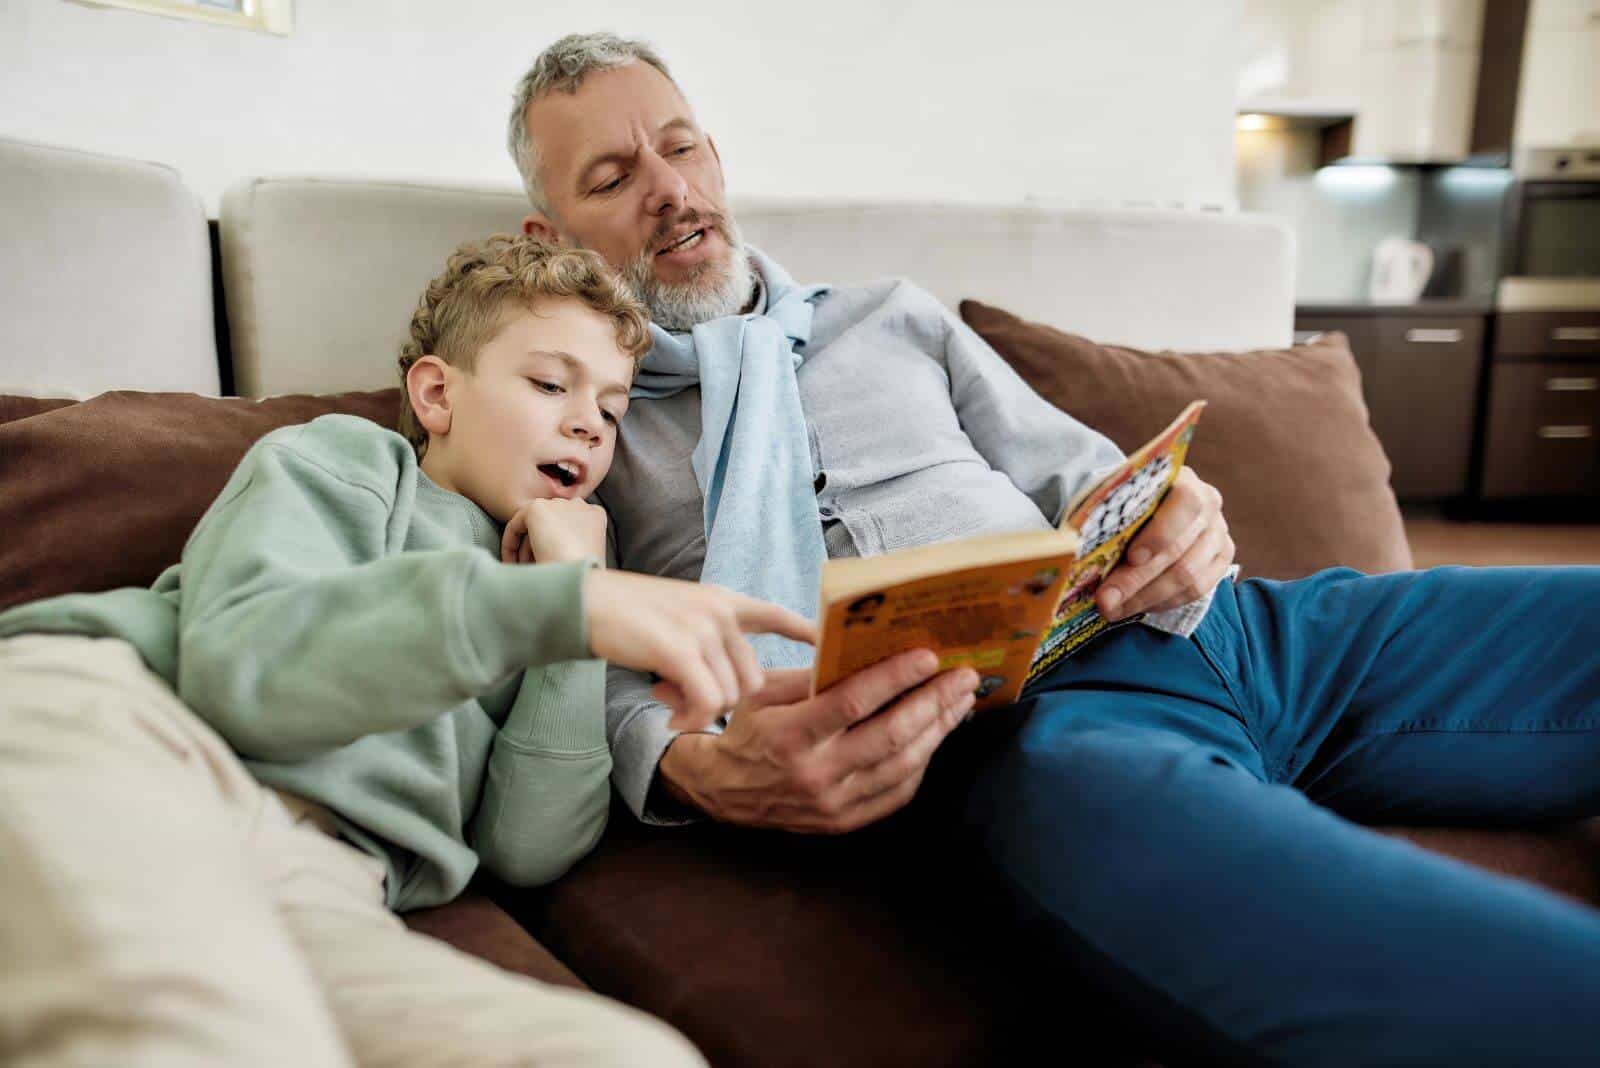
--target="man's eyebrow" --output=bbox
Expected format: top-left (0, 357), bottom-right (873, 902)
top-left (657, 117), bottom-right (696, 140)
top-left (524, 349), bottom-right (630, 398)
top-left (574, 118), bottom-right (697, 188)
top-left (575, 147), bottom-right (635, 189)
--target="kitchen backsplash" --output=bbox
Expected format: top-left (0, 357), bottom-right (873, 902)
top-left (1237, 126), bottom-right (1422, 303)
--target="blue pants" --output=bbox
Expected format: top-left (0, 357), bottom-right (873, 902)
top-left (962, 567), bottom-right (1600, 1066)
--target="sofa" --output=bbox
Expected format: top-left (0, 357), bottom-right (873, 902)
top-left (3, 135), bottom-right (1596, 1066)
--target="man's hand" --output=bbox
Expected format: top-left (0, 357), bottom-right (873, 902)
top-left (652, 651), bottom-right (981, 834)
top-left (585, 571), bottom-right (817, 732)
top-left (502, 498), bottom-right (608, 565)
top-left (1096, 466), bottom-right (1234, 621)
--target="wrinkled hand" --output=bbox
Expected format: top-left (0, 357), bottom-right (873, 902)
top-left (584, 571), bottom-right (817, 732)
top-left (653, 651), bottom-right (981, 834)
top-left (1096, 466), bottom-right (1234, 620)
top-left (502, 498), bottom-right (608, 565)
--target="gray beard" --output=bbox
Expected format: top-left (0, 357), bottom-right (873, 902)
top-left (619, 218), bottom-right (755, 332)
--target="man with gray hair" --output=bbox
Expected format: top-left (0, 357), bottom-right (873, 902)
top-left (506, 31), bottom-right (1600, 1067)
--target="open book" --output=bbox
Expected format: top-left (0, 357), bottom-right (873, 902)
top-left (810, 401), bottom-right (1205, 711)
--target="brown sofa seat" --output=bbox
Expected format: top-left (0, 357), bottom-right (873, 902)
top-left (497, 801), bottom-right (1075, 1068)
top-left (498, 805), bottom-right (1598, 1068)
top-left (404, 889), bottom-right (587, 992)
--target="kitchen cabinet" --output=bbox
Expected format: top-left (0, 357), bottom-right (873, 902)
top-left (1353, 0), bottom-right (1486, 161)
top-left (1238, 0), bottom-right (1364, 115)
top-left (1297, 308), bottom-right (1486, 499)
top-left (1242, 1), bottom-right (1600, 164)
top-left (1481, 310), bottom-right (1600, 497)
top-left (1513, 0), bottom-right (1600, 148)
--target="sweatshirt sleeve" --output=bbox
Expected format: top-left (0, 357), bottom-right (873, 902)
top-left (605, 660), bottom-right (715, 825)
top-left (176, 426), bottom-right (593, 761)
top-left (468, 659), bottom-right (613, 887)
top-left (940, 304), bottom-right (1126, 526)
top-left (941, 309), bottom-right (1228, 636)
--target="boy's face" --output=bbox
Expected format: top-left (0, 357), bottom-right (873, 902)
top-left (423, 298), bottom-right (634, 523)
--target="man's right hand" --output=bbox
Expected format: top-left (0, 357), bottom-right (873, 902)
top-left (651, 651), bottom-right (981, 834)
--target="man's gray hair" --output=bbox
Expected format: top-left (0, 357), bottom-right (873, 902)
top-left (507, 32), bottom-right (677, 216)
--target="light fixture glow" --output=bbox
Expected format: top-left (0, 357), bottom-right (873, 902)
top-left (1436, 167), bottom-right (1514, 194)
top-left (1313, 165), bottom-right (1398, 194)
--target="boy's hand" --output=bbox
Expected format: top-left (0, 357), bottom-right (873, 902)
top-left (502, 499), bottom-right (608, 565)
top-left (583, 571), bottom-right (818, 732)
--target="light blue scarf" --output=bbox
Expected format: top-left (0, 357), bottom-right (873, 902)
top-left (632, 248), bottom-right (829, 668)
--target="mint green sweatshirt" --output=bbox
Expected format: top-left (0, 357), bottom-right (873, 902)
top-left (0, 415), bottom-right (610, 911)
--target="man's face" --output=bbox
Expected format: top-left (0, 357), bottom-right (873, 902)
top-left (423, 298), bottom-right (633, 523)
top-left (520, 62), bottom-right (751, 329)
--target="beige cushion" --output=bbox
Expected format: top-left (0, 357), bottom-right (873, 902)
top-left (0, 137), bottom-right (219, 397)
top-left (219, 177), bottom-right (1296, 398)
top-left (219, 177), bottom-right (528, 398)
top-left (961, 299), bottom-right (1413, 581)
top-left (738, 199), bottom-right (1295, 352)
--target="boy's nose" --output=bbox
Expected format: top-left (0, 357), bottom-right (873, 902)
top-left (563, 410), bottom-right (599, 441)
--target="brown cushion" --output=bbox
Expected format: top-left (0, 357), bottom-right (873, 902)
top-left (0, 395), bottom-right (76, 426)
top-left (403, 888), bottom-right (589, 991)
top-left (508, 799), bottom-right (1598, 1068)
top-left (504, 801), bottom-right (1089, 1068)
top-left (0, 389), bottom-right (401, 613)
top-left (1388, 822), bottom-right (1600, 906)
top-left (960, 300), bottom-right (1413, 580)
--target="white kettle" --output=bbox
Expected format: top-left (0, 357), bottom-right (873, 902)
top-left (1369, 237), bottom-right (1434, 304)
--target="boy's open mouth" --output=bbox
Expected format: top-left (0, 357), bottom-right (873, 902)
top-left (538, 462), bottom-right (581, 488)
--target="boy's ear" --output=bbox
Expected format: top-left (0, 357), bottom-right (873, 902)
top-left (522, 213), bottom-right (562, 244)
top-left (406, 356), bottom-right (454, 437)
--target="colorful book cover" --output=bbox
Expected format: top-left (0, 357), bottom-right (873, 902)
top-left (1025, 400), bottom-right (1205, 684)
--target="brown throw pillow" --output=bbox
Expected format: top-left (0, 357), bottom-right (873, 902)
top-left (960, 299), bottom-right (1412, 581)
top-left (0, 389), bottom-right (402, 613)
top-left (0, 395), bottom-right (77, 427)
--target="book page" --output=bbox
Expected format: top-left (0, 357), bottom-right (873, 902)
top-left (1026, 401), bottom-right (1205, 685)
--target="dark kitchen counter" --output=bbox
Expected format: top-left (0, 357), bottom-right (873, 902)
top-left (1297, 301), bottom-right (1494, 317)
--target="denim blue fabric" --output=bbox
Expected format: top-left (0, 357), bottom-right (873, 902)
top-left (964, 566), bottom-right (1600, 1066)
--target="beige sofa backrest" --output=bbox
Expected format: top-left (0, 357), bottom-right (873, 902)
top-left (735, 199), bottom-right (1295, 353)
top-left (0, 137), bottom-right (220, 398)
top-left (219, 176), bottom-right (1297, 399)
top-left (219, 177), bottom-right (529, 399)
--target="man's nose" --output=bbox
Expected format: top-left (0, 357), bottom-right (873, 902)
top-left (639, 149), bottom-right (688, 217)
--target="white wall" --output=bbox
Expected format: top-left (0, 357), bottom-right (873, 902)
top-left (1, 0), bottom-right (1240, 216)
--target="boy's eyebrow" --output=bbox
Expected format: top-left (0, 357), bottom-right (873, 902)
top-left (524, 349), bottom-right (631, 398)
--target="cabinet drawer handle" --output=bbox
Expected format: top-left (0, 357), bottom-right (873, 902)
top-left (1538, 425), bottom-right (1594, 440)
top-left (1552, 327), bottom-right (1600, 343)
top-left (1546, 377), bottom-right (1599, 392)
top-left (1404, 328), bottom-right (1463, 344)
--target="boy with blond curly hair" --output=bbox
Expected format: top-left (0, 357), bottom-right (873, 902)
top-left (0, 234), bottom-right (811, 1067)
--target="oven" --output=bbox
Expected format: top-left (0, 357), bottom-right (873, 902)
top-left (1499, 146), bottom-right (1600, 312)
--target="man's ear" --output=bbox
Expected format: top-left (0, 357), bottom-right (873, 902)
top-left (406, 356), bottom-right (454, 438)
top-left (522, 213), bottom-right (563, 244)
